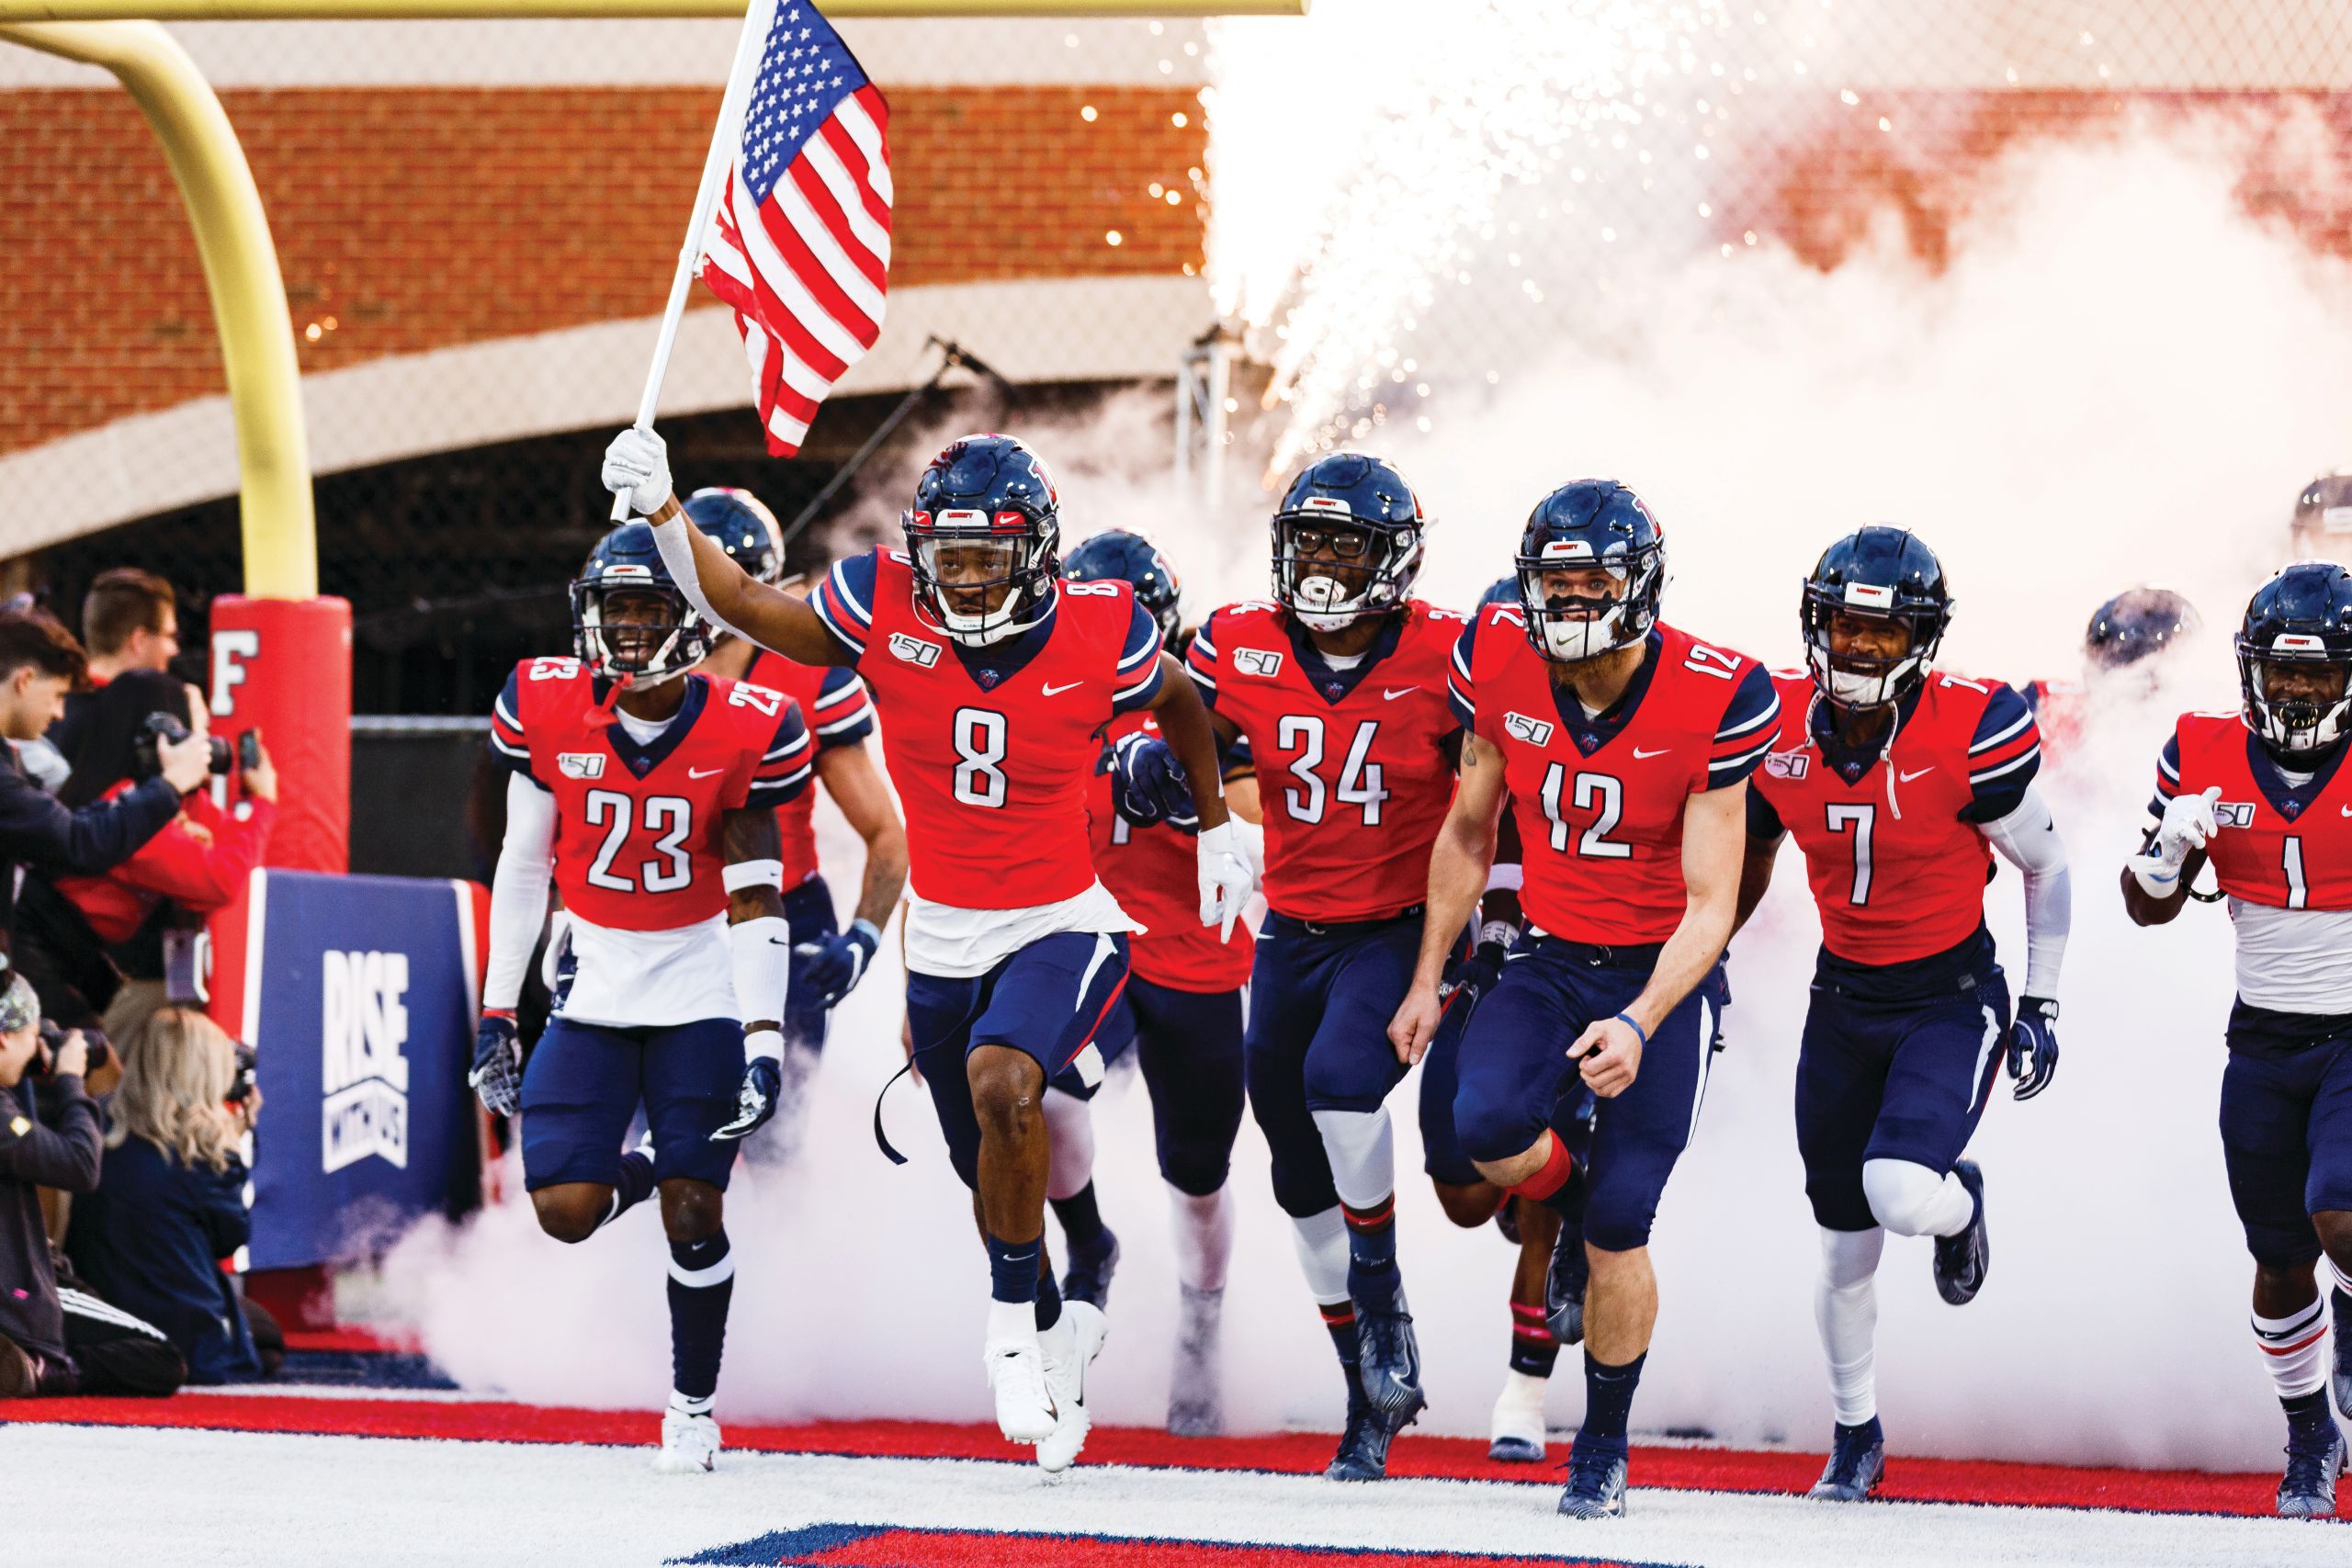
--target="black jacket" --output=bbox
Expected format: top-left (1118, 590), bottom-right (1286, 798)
top-left (67, 1134), bottom-right (257, 1382)
top-left (0, 1072), bottom-right (100, 1359)
top-left (0, 747), bottom-right (183, 961)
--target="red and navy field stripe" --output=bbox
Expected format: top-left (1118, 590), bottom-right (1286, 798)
top-left (675, 1521), bottom-right (1675, 1568)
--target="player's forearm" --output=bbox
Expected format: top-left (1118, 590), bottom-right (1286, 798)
top-left (1150, 671), bottom-right (1232, 831)
top-left (483, 777), bottom-right (557, 1010)
top-left (1416, 814), bottom-right (1493, 990)
top-left (724, 808), bottom-right (789, 1048)
top-left (1981, 787), bottom-right (2070, 996)
top-left (1626, 887), bottom-right (1735, 1037)
top-left (1731, 835), bottom-right (1783, 938)
top-left (852, 821), bottom-right (909, 931)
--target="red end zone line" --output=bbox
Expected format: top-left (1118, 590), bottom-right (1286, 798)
top-left (0, 1394), bottom-right (2303, 1520)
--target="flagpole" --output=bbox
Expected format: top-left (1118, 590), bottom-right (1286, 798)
top-left (613, 0), bottom-right (778, 521)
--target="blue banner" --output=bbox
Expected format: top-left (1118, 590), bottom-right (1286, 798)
top-left (246, 870), bottom-right (481, 1270)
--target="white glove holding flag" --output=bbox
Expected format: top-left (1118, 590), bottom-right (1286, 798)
top-left (1197, 820), bottom-right (1256, 943)
top-left (2129, 784), bottom-right (2221, 897)
top-left (602, 424), bottom-right (674, 517)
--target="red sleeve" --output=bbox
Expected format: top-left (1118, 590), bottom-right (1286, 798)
top-left (112, 797), bottom-right (277, 914)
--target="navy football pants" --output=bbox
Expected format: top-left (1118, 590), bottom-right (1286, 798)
top-left (2221, 1029), bottom-right (2352, 1269)
top-left (1091, 974), bottom-right (1248, 1196)
top-left (519, 1015), bottom-right (741, 1192)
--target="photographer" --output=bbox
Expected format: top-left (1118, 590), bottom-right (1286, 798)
top-left (0, 973), bottom-right (184, 1397)
top-left (49, 569), bottom-right (180, 771)
top-left (0, 614), bottom-right (210, 963)
top-left (66, 1006), bottom-right (265, 1385)
top-left (30, 673), bottom-right (276, 1034)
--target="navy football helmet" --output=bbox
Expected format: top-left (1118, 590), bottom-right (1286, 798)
top-left (2293, 472), bottom-right (2352, 559)
top-left (903, 434), bottom-right (1061, 647)
top-left (684, 487), bottom-right (785, 585)
top-left (1270, 453), bottom-right (1425, 631)
top-left (1801, 526), bottom-right (1952, 710)
top-left (2084, 587), bottom-right (2198, 672)
top-left (571, 522), bottom-right (711, 685)
top-left (1514, 480), bottom-right (1666, 663)
top-left (2236, 561), bottom-right (2352, 757)
top-left (1477, 575), bottom-right (1518, 608)
top-left (1064, 528), bottom-right (1183, 646)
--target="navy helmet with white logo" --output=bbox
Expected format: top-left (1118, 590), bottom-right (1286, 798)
top-left (684, 487), bottom-right (786, 585)
top-left (2237, 561), bottom-right (2352, 757)
top-left (1514, 479), bottom-right (1666, 663)
top-left (2084, 586), bottom-right (2197, 672)
top-left (1064, 528), bottom-right (1183, 646)
top-left (571, 521), bottom-right (711, 685)
top-left (903, 434), bottom-right (1062, 648)
top-left (1269, 452), bottom-right (1425, 631)
top-left (1800, 525), bottom-right (1952, 711)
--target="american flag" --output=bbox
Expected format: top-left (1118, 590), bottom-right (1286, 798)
top-left (699, 1), bottom-right (891, 457)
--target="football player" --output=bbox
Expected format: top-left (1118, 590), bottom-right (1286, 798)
top-left (1734, 526), bottom-right (2070, 1504)
top-left (2293, 472), bottom-right (2352, 563)
top-left (601, 425), bottom-right (1253, 1477)
top-left (1058, 528), bottom-right (1257, 1437)
top-left (2125, 560), bottom-right (2352, 1517)
top-left (1391, 479), bottom-right (1776, 1520)
top-left (2021, 586), bottom-right (2199, 758)
top-left (1124, 454), bottom-right (1466, 1481)
top-left (473, 522), bottom-right (813, 1474)
top-left (686, 488), bottom-right (909, 1139)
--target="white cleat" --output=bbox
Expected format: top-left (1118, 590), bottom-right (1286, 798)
top-left (650, 1410), bottom-right (720, 1473)
top-left (988, 1330), bottom-right (1058, 1445)
top-left (1487, 1369), bottom-right (1550, 1463)
top-left (1036, 1301), bottom-right (1109, 1477)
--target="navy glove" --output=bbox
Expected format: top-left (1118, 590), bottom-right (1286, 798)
top-left (468, 1010), bottom-right (522, 1117)
top-left (710, 1055), bottom-right (783, 1142)
top-left (1442, 923), bottom-right (1516, 1011)
top-left (2007, 996), bottom-right (2060, 1100)
top-left (795, 918), bottom-right (882, 1009)
top-left (1109, 731), bottom-right (1196, 831)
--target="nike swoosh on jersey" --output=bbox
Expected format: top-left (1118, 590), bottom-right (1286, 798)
top-left (1042, 681), bottom-right (1084, 696)
top-left (1383, 687), bottom-right (1419, 700)
top-left (1898, 767), bottom-right (1936, 783)
top-left (1632, 747), bottom-right (1670, 760)
top-left (2341, 804), bottom-right (2352, 817)
top-left (688, 766), bottom-right (726, 779)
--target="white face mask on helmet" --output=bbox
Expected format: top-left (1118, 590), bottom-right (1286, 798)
top-left (911, 532), bottom-right (1057, 648)
top-left (1519, 547), bottom-right (1662, 663)
top-left (1272, 520), bottom-right (1422, 633)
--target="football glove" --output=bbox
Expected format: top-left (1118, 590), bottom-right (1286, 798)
top-left (601, 424), bottom-right (673, 517)
top-left (795, 919), bottom-right (882, 1009)
top-left (2006, 996), bottom-right (2060, 1100)
top-left (1196, 819), bottom-right (1256, 942)
top-left (710, 1055), bottom-right (783, 1142)
top-left (468, 1010), bottom-right (523, 1118)
top-left (1109, 731), bottom-right (1197, 830)
top-left (2129, 785), bottom-right (2220, 897)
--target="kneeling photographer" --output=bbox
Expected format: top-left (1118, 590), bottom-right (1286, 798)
top-left (0, 973), bottom-right (184, 1397)
top-left (21, 671), bottom-right (275, 1036)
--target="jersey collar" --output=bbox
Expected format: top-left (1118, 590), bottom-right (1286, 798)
top-left (1548, 627), bottom-right (1663, 757)
top-left (1284, 610), bottom-right (1406, 706)
top-left (2245, 728), bottom-right (2352, 822)
top-left (1808, 681), bottom-right (1926, 785)
top-left (603, 673), bottom-right (709, 781)
top-left (950, 592), bottom-right (1060, 692)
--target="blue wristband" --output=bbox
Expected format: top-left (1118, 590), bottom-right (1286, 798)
top-left (1613, 1011), bottom-right (1649, 1048)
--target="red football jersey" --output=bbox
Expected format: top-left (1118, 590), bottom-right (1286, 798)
top-left (2157, 712), bottom-right (2352, 910)
top-left (1089, 710), bottom-right (1254, 992)
top-left (1750, 670), bottom-right (2041, 964)
top-left (1185, 600), bottom-right (1465, 923)
top-left (490, 657), bottom-right (812, 930)
top-left (1456, 611), bottom-right (1778, 945)
top-left (811, 547), bottom-right (1164, 909)
top-left (741, 648), bottom-right (876, 886)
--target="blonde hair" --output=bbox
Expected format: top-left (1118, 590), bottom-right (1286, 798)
top-left (107, 1006), bottom-right (242, 1172)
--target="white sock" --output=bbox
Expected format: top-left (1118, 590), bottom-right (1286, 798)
top-left (1042, 1087), bottom-right (1095, 1202)
top-left (1309, 1106), bottom-right (1396, 1211)
top-left (1169, 1184), bottom-right (1233, 1292)
top-left (2255, 1298), bottom-right (2331, 1401)
top-left (1861, 1157), bottom-right (1975, 1238)
top-left (1815, 1226), bottom-right (1884, 1427)
top-left (1496, 1366), bottom-right (1549, 1412)
top-left (667, 1389), bottom-right (714, 1418)
top-left (1288, 1204), bottom-right (1350, 1302)
top-left (986, 1296), bottom-right (1042, 1351)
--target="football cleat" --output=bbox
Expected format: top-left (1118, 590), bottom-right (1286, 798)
top-left (986, 1330), bottom-right (1058, 1445)
top-left (1355, 1302), bottom-right (1428, 1422)
top-left (1809, 1417), bottom-right (1887, 1502)
top-left (1932, 1161), bottom-right (1989, 1306)
top-left (2278, 1422), bottom-right (2347, 1518)
top-left (1545, 1221), bottom-right (1589, 1346)
top-left (1326, 1394), bottom-right (1408, 1483)
top-left (1556, 1437), bottom-right (1629, 1519)
top-left (2332, 1287), bottom-right (2352, 1426)
top-left (1168, 1284), bottom-right (1226, 1438)
top-left (1487, 1369), bottom-right (1549, 1463)
top-left (1036, 1302), bottom-right (1108, 1477)
top-left (1060, 1227), bottom-right (1122, 1313)
top-left (650, 1410), bottom-right (721, 1474)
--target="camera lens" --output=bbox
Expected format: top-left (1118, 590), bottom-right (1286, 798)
top-left (207, 737), bottom-right (233, 774)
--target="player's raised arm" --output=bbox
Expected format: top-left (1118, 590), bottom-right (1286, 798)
top-left (602, 426), bottom-right (852, 668)
top-left (1146, 651), bottom-right (1258, 938)
top-left (1388, 728), bottom-right (1508, 1066)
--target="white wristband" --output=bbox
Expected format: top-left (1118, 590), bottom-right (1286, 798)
top-left (723, 859), bottom-right (786, 892)
top-left (743, 1027), bottom-right (784, 1065)
top-left (1484, 863), bottom-right (1524, 894)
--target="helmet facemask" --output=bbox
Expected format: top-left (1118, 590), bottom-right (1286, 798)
top-left (1803, 589), bottom-right (1940, 712)
top-left (572, 581), bottom-right (709, 687)
top-left (2240, 637), bottom-right (2352, 757)
top-left (908, 521), bottom-right (1060, 648)
top-left (1272, 514), bottom-right (1420, 632)
top-left (1516, 542), bottom-right (1663, 663)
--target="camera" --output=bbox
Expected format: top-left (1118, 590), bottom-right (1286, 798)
top-left (135, 713), bottom-right (262, 779)
top-left (34, 1021), bottom-right (111, 1077)
top-left (224, 1043), bottom-right (258, 1107)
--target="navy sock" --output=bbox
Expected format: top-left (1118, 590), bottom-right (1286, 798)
top-left (1319, 1300), bottom-right (1360, 1388)
top-left (665, 1229), bottom-right (734, 1404)
top-left (2286, 1388), bottom-right (2335, 1441)
top-left (1050, 1183), bottom-right (1107, 1250)
top-left (984, 1232), bottom-right (1041, 1304)
top-left (1343, 1197), bottom-right (1401, 1309)
top-left (1838, 1416), bottom-right (1883, 1444)
top-left (1578, 1349), bottom-right (1647, 1449)
top-left (1035, 1258), bottom-right (1064, 1333)
top-left (598, 1147), bottom-right (656, 1234)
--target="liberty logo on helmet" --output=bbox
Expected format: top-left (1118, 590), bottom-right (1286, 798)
top-left (903, 434), bottom-right (1065, 649)
top-left (1268, 452), bottom-right (1428, 634)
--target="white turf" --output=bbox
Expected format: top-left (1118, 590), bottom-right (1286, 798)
top-left (8, 1421), bottom-right (2349, 1568)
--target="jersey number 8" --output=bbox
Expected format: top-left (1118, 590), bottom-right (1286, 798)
top-left (953, 708), bottom-right (1009, 808)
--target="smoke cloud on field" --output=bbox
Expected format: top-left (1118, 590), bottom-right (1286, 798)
top-left (379, 27), bottom-right (2352, 1474)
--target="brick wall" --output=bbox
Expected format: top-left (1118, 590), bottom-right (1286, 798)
top-left (0, 83), bottom-right (1205, 453)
